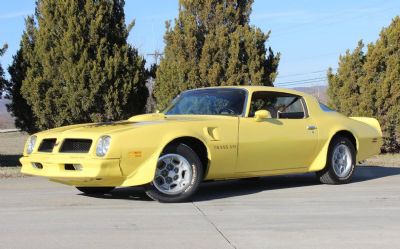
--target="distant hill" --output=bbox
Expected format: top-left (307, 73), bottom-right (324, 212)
top-left (292, 85), bottom-right (328, 104)
top-left (0, 99), bottom-right (15, 129)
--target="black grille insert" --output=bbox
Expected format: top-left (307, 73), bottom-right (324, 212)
top-left (38, 139), bottom-right (57, 152)
top-left (60, 139), bottom-right (92, 153)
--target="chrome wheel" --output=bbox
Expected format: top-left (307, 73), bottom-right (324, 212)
top-left (153, 154), bottom-right (193, 195)
top-left (332, 144), bottom-right (352, 178)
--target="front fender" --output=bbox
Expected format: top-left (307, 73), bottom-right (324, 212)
top-left (119, 127), bottom-right (210, 187)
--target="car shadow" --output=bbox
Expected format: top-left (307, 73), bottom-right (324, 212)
top-left (81, 166), bottom-right (400, 202)
top-left (352, 165), bottom-right (400, 183)
top-left (0, 154), bottom-right (22, 167)
top-left (193, 166), bottom-right (400, 201)
top-left (80, 186), bottom-right (152, 201)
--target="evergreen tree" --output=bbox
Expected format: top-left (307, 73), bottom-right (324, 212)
top-left (327, 41), bottom-right (365, 116)
top-left (5, 17), bottom-right (38, 133)
top-left (328, 16), bottom-right (400, 152)
top-left (326, 67), bottom-right (341, 110)
top-left (146, 63), bottom-right (158, 79)
top-left (154, 0), bottom-right (280, 110)
top-left (0, 44), bottom-right (7, 96)
top-left (21, 0), bottom-right (147, 130)
top-left (360, 16), bottom-right (400, 152)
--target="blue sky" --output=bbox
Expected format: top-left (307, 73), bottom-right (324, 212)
top-left (0, 0), bottom-right (399, 87)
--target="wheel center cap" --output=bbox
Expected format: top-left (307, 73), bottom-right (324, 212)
top-left (168, 171), bottom-right (175, 178)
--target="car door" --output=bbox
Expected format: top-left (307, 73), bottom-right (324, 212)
top-left (237, 91), bottom-right (318, 173)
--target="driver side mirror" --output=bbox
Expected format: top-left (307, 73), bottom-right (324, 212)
top-left (254, 110), bottom-right (272, 122)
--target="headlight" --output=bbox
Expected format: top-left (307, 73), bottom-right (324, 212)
top-left (96, 136), bottom-right (111, 157)
top-left (27, 135), bottom-right (37, 154)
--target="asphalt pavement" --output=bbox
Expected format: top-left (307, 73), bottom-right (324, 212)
top-left (1, 166), bottom-right (400, 249)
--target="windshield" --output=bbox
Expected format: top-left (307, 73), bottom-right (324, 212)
top-left (165, 88), bottom-right (247, 116)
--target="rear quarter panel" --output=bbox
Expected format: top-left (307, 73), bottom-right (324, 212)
top-left (303, 95), bottom-right (382, 172)
top-left (349, 117), bottom-right (382, 161)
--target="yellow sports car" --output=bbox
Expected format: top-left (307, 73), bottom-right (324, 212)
top-left (20, 86), bottom-right (382, 202)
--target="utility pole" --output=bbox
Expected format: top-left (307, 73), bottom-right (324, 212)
top-left (145, 50), bottom-right (163, 114)
top-left (146, 50), bottom-right (164, 65)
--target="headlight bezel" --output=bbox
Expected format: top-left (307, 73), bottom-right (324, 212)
top-left (26, 135), bottom-right (37, 154)
top-left (96, 135), bottom-right (111, 157)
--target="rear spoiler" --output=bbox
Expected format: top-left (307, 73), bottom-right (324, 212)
top-left (350, 117), bottom-right (382, 136)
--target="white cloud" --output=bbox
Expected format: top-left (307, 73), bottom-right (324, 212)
top-left (0, 10), bottom-right (33, 20)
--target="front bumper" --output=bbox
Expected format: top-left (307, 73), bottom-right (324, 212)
top-left (20, 154), bottom-right (125, 186)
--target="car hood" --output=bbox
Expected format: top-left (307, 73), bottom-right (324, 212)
top-left (36, 113), bottom-right (237, 137)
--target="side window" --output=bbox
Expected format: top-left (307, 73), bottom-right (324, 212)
top-left (319, 103), bottom-right (335, 112)
top-left (249, 92), bottom-right (306, 119)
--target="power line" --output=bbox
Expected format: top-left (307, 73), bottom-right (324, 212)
top-left (276, 79), bottom-right (327, 85)
top-left (146, 50), bottom-right (164, 64)
top-left (276, 70), bottom-right (328, 79)
top-left (276, 81), bottom-right (327, 88)
top-left (275, 77), bottom-right (327, 85)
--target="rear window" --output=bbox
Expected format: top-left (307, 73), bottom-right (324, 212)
top-left (319, 103), bottom-right (335, 112)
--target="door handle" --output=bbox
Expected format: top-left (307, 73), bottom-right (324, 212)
top-left (307, 125), bottom-right (317, 130)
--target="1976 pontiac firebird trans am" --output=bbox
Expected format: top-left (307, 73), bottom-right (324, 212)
top-left (20, 86), bottom-right (382, 202)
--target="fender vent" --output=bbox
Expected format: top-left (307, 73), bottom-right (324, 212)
top-left (60, 139), bottom-right (92, 153)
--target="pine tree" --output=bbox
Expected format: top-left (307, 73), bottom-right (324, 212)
top-left (327, 41), bottom-right (365, 116)
top-left (21, 0), bottom-right (148, 130)
top-left (326, 67), bottom-right (341, 110)
top-left (5, 17), bottom-right (38, 133)
top-left (328, 16), bottom-right (400, 152)
top-left (0, 44), bottom-right (7, 96)
top-left (154, 0), bottom-right (280, 110)
top-left (360, 16), bottom-right (400, 152)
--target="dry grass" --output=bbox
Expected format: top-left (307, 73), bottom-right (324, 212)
top-left (363, 154), bottom-right (400, 167)
top-left (0, 131), bottom-right (29, 155)
top-left (0, 167), bottom-right (27, 178)
top-left (0, 132), bottom-right (29, 177)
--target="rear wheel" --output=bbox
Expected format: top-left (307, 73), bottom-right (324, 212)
top-left (317, 136), bottom-right (356, 184)
top-left (145, 143), bottom-right (203, 203)
top-left (76, 187), bottom-right (115, 195)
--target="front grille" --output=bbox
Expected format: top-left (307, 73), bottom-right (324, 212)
top-left (59, 139), bottom-right (92, 153)
top-left (38, 139), bottom-right (57, 152)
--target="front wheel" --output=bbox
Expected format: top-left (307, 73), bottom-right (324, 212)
top-left (317, 136), bottom-right (356, 184)
top-left (145, 143), bottom-right (203, 203)
top-left (76, 187), bottom-right (115, 195)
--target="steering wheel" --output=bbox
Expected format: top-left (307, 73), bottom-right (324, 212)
top-left (219, 107), bottom-right (236, 115)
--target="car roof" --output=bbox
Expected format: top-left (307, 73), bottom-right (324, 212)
top-left (190, 85), bottom-right (313, 98)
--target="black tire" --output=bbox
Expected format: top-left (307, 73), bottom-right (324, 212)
top-left (145, 143), bottom-right (203, 203)
top-left (76, 187), bottom-right (115, 195)
top-left (317, 136), bottom-right (356, 184)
